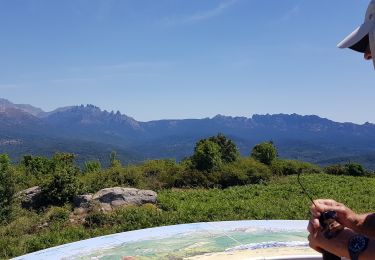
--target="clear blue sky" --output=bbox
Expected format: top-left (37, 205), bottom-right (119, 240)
top-left (0, 0), bottom-right (373, 123)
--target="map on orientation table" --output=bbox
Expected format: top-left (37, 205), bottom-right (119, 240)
top-left (15, 220), bottom-right (321, 260)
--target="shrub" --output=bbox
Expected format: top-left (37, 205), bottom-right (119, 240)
top-left (191, 140), bottom-right (223, 171)
top-left (85, 209), bottom-right (111, 228)
top-left (174, 168), bottom-right (219, 188)
top-left (41, 153), bottom-right (80, 205)
top-left (109, 151), bottom-right (121, 168)
top-left (324, 164), bottom-right (347, 175)
top-left (83, 160), bottom-right (101, 173)
top-left (251, 142), bottom-right (277, 165)
top-left (80, 165), bottom-right (145, 193)
top-left (218, 157), bottom-right (272, 188)
top-left (0, 154), bottom-right (15, 222)
top-left (141, 159), bottom-right (182, 189)
top-left (207, 134), bottom-right (240, 163)
top-left (345, 162), bottom-right (366, 176)
top-left (325, 162), bottom-right (367, 177)
top-left (45, 206), bottom-right (71, 224)
top-left (22, 155), bottom-right (53, 178)
top-left (271, 159), bottom-right (322, 176)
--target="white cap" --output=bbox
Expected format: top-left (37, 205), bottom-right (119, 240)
top-left (337, 0), bottom-right (375, 67)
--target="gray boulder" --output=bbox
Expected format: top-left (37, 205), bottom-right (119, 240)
top-left (16, 186), bottom-right (43, 209)
top-left (74, 187), bottom-right (157, 212)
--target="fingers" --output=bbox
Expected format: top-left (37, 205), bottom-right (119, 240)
top-left (308, 199), bottom-right (344, 232)
top-left (307, 233), bottom-right (323, 253)
top-left (307, 218), bottom-right (320, 233)
top-left (310, 199), bottom-right (347, 216)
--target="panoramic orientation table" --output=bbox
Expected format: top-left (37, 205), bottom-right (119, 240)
top-left (14, 220), bottom-right (323, 260)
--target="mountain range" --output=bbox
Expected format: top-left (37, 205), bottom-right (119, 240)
top-left (1, 98), bottom-right (375, 169)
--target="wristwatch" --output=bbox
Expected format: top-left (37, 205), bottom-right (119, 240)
top-left (348, 234), bottom-right (369, 260)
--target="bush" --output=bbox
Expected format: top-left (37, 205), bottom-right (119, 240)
top-left (141, 159), bottom-right (182, 190)
top-left (83, 160), bottom-right (101, 173)
top-left (0, 154), bottom-right (15, 222)
top-left (346, 163), bottom-right (366, 176)
top-left (109, 151), bottom-right (121, 168)
top-left (251, 142), bottom-right (277, 165)
top-left (324, 164), bottom-right (346, 175)
top-left (325, 162), bottom-right (367, 177)
top-left (271, 159), bottom-right (322, 176)
top-left (218, 157), bottom-right (272, 188)
top-left (41, 153), bottom-right (80, 205)
top-left (45, 206), bottom-right (71, 224)
top-left (80, 165), bottom-right (145, 193)
top-left (175, 168), bottom-right (219, 188)
top-left (109, 166), bottom-right (145, 188)
top-left (85, 209), bottom-right (112, 228)
top-left (207, 134), bottom-right (240, 163)
top-left (22, 155), bottom-right (52, 178)
top-left (191, 140), bottom-right (223, 171)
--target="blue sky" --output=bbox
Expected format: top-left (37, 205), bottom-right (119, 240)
top-left (0, 0), bottom-right (373, 123)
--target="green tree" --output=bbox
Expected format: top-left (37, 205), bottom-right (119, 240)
top-left (251, 141), bottom-right (277, 165)
top-left (0, 154), bottom-right (15, 222)
top-left (84, 160), bottom-right (102, 173)
top-left (208, 134), bottom-right (240, 163)
top-left (52, 153), bottom-right (75, 167)
top-left (41, 153), bottom-right (79, 205)
top-left (191, 140), bottom-right (222, 171)
top-left (110, 151), bottom-right (121, 168)
top-left (324, 164), bottom-right (347, 175)
top-left (325, 163), bottom-right (367, 177)
top-left (345, 162), bottom-right (366, 176)
top-left (22, 155), bottom-right (52, 178)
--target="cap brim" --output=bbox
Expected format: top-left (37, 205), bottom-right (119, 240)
top-left (337, 21), bottom-right (374, 51)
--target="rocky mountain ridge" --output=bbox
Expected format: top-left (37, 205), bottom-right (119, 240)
top-left (1, 98), bottom-right (375, 169)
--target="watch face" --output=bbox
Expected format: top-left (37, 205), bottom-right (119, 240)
top-left (349, 235), bottom-right (367, 253)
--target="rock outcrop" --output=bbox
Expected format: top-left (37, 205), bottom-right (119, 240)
top-left (16, 186), bottom-right (43, 209)
top-left (74, 187), bottom-right (157, 212)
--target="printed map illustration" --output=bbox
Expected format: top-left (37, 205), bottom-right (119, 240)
top-left (15, 220), bottom-right (320, 260)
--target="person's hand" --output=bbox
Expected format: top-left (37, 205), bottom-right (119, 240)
top-left (308, 199), bottom-right (359, 233)
top-left (308, 227), bottom-right (356, 258)
top-left (307, 228), bottom-right (324, 253)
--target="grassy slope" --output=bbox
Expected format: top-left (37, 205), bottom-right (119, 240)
top-left (2, 174), bottom-right (375, 259)
top-left (159, 174), bottom-right (375, 221)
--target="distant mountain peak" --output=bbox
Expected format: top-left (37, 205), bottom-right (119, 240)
top-left (44, 103), bottom-right (141, 130)
top-left (0, 98), bottom-right (45, 117)
top-left (0, 98), bottom-right (12, 105)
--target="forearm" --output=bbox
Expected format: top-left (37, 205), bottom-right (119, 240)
top-left (317, 229), bottom-right (375, 260)
top-left (319, 229), bottom-right (353, 259)
top-left (353, 213), bottom-right (375, 239)
top-left (361, 240), bottom-right (375, 260)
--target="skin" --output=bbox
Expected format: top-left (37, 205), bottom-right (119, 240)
top-left (308, 199), bottom-right (375, 259)
top-left (364, 44), bottom-right (373, 60)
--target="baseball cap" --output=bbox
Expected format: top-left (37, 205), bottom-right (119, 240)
top-left (337, 0), bottom-right (375, 67)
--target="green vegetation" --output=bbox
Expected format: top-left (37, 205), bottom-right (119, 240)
top-left (41, 153), bottom-right (80, 206)
top-left (0, 134), bottom-right (374, 259)
top-left (0, 154), bottom-right (15, 223)
top-left (251, 141), bottom-right (277, 165)
top-left (191, 139), bottom-right (223, 171)
top-left (325, 162), bottom-right (369, 177)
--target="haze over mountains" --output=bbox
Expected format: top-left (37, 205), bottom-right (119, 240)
top-left (1, 98), bottom-right (375, 169)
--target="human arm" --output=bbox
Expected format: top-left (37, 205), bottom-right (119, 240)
top-left (308, 228), bottom-right (375, 260)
